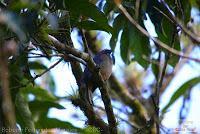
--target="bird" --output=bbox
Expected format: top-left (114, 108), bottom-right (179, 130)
top-left (82, 49), bottom-right (115, 104)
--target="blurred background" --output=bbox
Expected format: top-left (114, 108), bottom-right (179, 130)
top-left (0, 0), bottom-right (200, 134)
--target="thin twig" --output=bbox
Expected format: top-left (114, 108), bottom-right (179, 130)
top-left (154, 50), bottom-right (161, 134)
top-left (135, 0), bottom-right (140, 21)
top-left (153, 6), bottom-right (174, 23)
top-left (94, 105), bottom-right (138, 130)
top-left (80, 29), bottom-right (89, 53)
top-left (32, 58), bottom-right (63, 82)
top-left (142, 55), bottom-right (160, 65)
top-left (29, 50), bottom-right (87, 66)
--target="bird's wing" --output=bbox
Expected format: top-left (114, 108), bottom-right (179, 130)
top-left (93, 53), bottom-right (103, 65)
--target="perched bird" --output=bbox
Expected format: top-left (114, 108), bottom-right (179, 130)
top-left (82, 49), bottom-right (115, 104)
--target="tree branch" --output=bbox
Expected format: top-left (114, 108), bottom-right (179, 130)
top-left (94, 105), bottom-right (138, 130)
top-left (32, 58), bottom-right (63, 82)
top-left (98, 82), bottom-right (118, 134)
top-left (80, 29), bottom-right (89, 53)
top-left (48, 35), bottom-right (90, 62)
top-left (0, 40), bottom-right (17, 131)
top-left (71, 98), bottom-right (109, 133)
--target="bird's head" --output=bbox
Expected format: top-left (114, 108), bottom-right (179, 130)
top-left (100, 49), bottom-right (115, 65)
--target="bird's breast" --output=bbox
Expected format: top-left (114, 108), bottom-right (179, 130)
top-left (99, 56), bottom-right (113, 81)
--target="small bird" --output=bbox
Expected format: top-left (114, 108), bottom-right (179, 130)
top-left (82, 49), bottom-right (115, 104)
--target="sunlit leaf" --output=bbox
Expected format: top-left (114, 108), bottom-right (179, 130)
top-left (29, 100), bottom-right (65, 112)
top-left (28, 100), bottom-right (64, 122)
top-left (129, 23), bottom-right (150, 68)
top-left (21, 85), bottom-right (57, 101)
top-left (162, 77), bottom-right (200, 113)
top-left (35, 117), bottom-right (83, 133)
top-left (15, 93), bottom-right (35, 133)
top-left (46, 74), bottom-right (56, 94)
top-left (29, 61), bottom-right (48, 70)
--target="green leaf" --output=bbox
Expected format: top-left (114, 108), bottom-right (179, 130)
top-left (158, 18), bottom-right (174, 44)
top-left (35, 117), bottom-right (83, 133)
top-left (76, 20), bottom-right (113, 33)
top-left (120, 26), bottom-right (130, 64)
top-left (46, 74), bottom-right (56, 94)
top-left (15, 93), bottom-right (35, 134)
top-left (29, 61), bottom-right (47, 70)
top-left (158, 18), bottom-right (180, 67)
top-left (20, 85), bottom-right (57, 101)
top-left (110, 14), bottom-right (126, 50)
top-left (162, 77), bottom-right (200, 113)
top-left (189, 0), bottom-right (200, 8)
top-left (129, 23), bottom-right (150, 68)
top-left (28, 100), bottom-right (64, 123)
top-left (29, 100), bottom-right (65, 112)
top-left (120, 21), bottom-right (150, 67)
top-left (168, 38), bottom-right (181, 67)
top-left (180, 0), bottom-right (191, 24)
